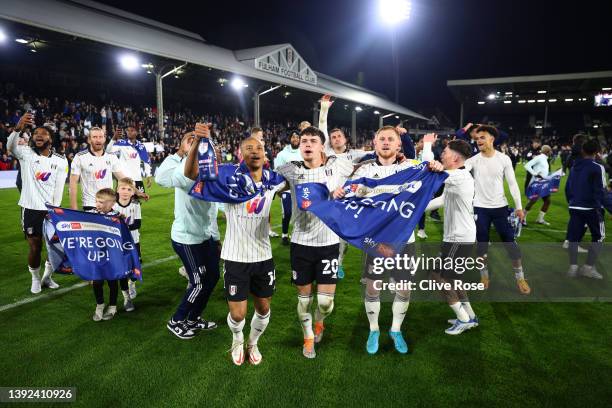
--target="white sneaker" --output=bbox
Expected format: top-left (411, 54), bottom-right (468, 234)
top-left (268, 230), bottom-right (279, 238)
top-left (30, 278), bottom-right (41, 294)
top-left (247, 344), bottom-right (262, 365)
top-left (93, 304), bottom-right (105, 321)
top-left (580, 265), bottom-right (603, 280)
top-left (535, 220), bottom-right (550, 226)
top-left (178, 266), bottom-right (188, 279)
top-left (417, 229), bottom-right (428, 239)
top-left (102, 305), bottom-right (117, 320)
top-left (567, 265), bottom-right (579, 278)
top-left (563, 240), bottom-right (588, 253)
top-left (128, 280), bottom-right (137, 299)
top-left (42, 276), bottom-right (60, 289)
top-left (230, 340), bottom-right (244, 366)
top-left (562, 240), bottom-right (569, 249)
top-left (445, 320), bottom-right (472, 335)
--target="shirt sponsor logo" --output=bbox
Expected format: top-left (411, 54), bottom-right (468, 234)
top-left (128, 152), bottom-right (138, 159)
top-left (35, 171), bottom-right (52, 181)
top-left (246, 197), bottom-right (266, 214)
top-left (94, 169), bottom-right (107, 179)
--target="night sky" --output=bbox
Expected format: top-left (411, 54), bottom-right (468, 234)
top-left (96, 0), bottom-right (610, 117)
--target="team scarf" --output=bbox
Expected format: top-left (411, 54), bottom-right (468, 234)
top-left (190, 161), bottom-right (285, 203)
top-left (526, 169), bottom-right (562, 200)
top-left (113, 138), bottom-right (150, 163)
top-left (45, 205), bottom-right (142, 281)
top-left (295, 162), bottom-right (448, 257)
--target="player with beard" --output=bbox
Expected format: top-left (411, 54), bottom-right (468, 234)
top-left (7, 112), bottom-right (68, 293)
top-left (276, 126), bottom-right (354, 359)
top-left (107, 126), bottom-right (152, 193)
top-left (333, 126), bottom-right (443, 354)
top-left (274, 130), bottom-right (303, 245)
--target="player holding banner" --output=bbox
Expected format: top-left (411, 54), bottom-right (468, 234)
top-left (186, 124), bottom-right (286, 366)
top-left (523, 145), bottom-right (553, 226)
top-left (274, 130), bottom-right (302, 245)
top-left (276, 126), bottom-right (354, 359)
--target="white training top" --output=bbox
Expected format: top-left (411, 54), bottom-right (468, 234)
top-left (464, 151), bottom-right (523, 210)
top-left (324, 147), bottom-right (369, 164)
top-left (113, 199), bottom-right (142, 243)
top-left (277, 156), bottom-right (354, 247)
top-left (106, 139), bottom-right (151, 182)
top-left (353, 158), bottom-right (421, 244)
top-left (221, 179), bottom-right (286, 263)
top-left (7, 131), bottom-right (68, 211)
top-left (426, 168), bottom-right (476, 243)
top-left (71, 149), bottom-right (121, 207)
top-left (524, 153), bottom-right (550, 178)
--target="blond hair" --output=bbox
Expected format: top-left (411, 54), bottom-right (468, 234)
top-left (96, 188), bottom-right (116, 201)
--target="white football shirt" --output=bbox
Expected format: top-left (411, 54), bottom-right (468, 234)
top-left (106, 139), bottom-right (151, 182)
top-left (464, 151), bottom-right (522, 210)
top-left (113, 199), bottom-right (142, 243)
top-left (71, 149), bottom-right (121, 207)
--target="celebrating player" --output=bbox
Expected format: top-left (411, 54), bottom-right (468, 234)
top-left (464, 125), bottom-right (530, 294)
top-left (69, 126), bottom-right (127, 211)
top-left (107, 126), bottom-right (152, 193)
top-left (7, 112), bottom-right (68, 294)
top-left (333, 126), bottom-right (443, 354)
top-left (523, 145), bottom-right (553, 226)
top-left (276, 126), bottom-right (354, 358)
top-left (155, 131), bottom-right (220, 340)
top-left (186, 125), bottom-right (285, 366)
top-left (425, 140), bottom-right (480, 335)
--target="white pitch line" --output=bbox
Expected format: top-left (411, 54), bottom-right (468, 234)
top-left (0, 255), bottom-right (178, 313)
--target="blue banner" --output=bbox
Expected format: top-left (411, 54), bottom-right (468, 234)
top-left (113, 139), bottom-right (150, 164)
top-left (190, 162), bottom-right (285, 203)
top-left (526, 169), bottom-right (562, 200)
top-left (295, 163), bottom-right (448, 257)
top-left (45, 206), bottom-right (142, 281)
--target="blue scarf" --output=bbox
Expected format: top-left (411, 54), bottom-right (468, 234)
top-left (114, 138), bottom-right (150, 163)
top-left (190, 161), bottom-right (285, 203)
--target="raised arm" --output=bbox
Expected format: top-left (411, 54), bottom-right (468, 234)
top-left (318, 94), bottom-right (333, 151)
top-left (396, 126), bottom-right (416, 159)
top-left (7, 113), bottom-right (35, 160)
top-left (185, 124), bottom-right (210, 180)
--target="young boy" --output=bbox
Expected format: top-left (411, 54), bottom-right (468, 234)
top-left (89, 188), bottom-right (123, 321)
top-left (113, 177), bottom-right (142, 305)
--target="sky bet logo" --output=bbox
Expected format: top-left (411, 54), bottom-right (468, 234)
top-left (35, 171), bottom-right (52, 181)
top-left (128, 152), bottom-right (138, 159)
top-left (246, 197), bottom-right (266, 214)
top-left (94, 169), bottom-right (107, 179)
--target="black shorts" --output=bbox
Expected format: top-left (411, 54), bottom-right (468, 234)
top-left (223, 258), bottom-right (276, 302)
top-left (135, 180), bottom-right (146, 194)
top-left (363, 243), bottom-right (416, 282)
top-left (21, 208), bottom-right (47, 238)
top-left (83, 206), bottom-right (95, 212)
top-left (439, 242), bottom-right (475, 280)
top-left (290, 243), bottom-right (340, 286)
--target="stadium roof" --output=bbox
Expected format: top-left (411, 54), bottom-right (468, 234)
top-left (447, 71), bottom-right (612, 104)
top-left (0, 0), bottom-right (428, 120)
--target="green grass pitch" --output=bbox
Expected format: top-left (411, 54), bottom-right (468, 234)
top-left (0, 165), bottom-right (611, 407)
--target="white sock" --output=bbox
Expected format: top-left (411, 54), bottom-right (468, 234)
top-left (282, 233), bottom-right (288, 238)
top-left (461, 301), bottom-right (476, 319)
top-left (248, 310), bottom-right (270, 346)
top-left (297, 295), bottom-right (314, 339)
top-left (537, 211), bottom-right (546, 222)
top-left (479, 266), bottom-right (489, 279)
top-left (122, 290), bottom-right (130, 301)
top-left (314, 293), bottom-right (334, 323)
top-left (364, 295), bottom-right (380, 331)
top-left (450, 302), bottom-right (470, 322)
top-left (391, 293), bottom-right (410, 332)
top-left (227, 313), bottom-right (245, 343)
top-left (28, 266), bottom-right (41, 281)
top-left (513, 266), bottom-right (525, 280)
top-left (42, 260), bottom-right (53, 280)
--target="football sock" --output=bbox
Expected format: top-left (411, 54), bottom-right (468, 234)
top-left (537, 211), bottom-right (546, 222)
top-left (513, 266), bottom-right (525, 280)
top-left (461, 301), bottom-right (476, 319)
top-left (364, 294), bottom-right (381, 331)
top-left (391, 293), bottom-right (410, 332)
top-left (297, 295), bottom-right (314, 339)
top-left (450, 302), bottom-right (469, 322)
top-left (42, 260), bottom-right (53, 280)
top-left (248, 310), bottom-right (270, 346)
top-left (28, 266), bottom-right (41, 280)
top-left (227, 313), bottom-right (245, 343)
top-left (314, 293), bottom-right (334, 323)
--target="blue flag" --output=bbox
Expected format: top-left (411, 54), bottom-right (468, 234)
top-left (45, 206), bottom-right (142, 281)
top-left (190, 162), bottom-right (285, 203)
top-left (526, 169), bottom-right (562, 200)
top-left (113, 139), bottom-right (150, 164)
top-left (295, 163), bottom-right (448, 257)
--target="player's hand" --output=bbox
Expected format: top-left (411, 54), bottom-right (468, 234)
top-left (15, 113), bottom-right (35, 131)
top-left (332, 186), bottom-right (346, 200)
top-left (423, 133), bottom-right (438, 144)
top-left (395, 126), bottom-right (408, 135)
top-left (428, 160), bottom-right (444, 172)
top-left (136, 191), bottom-right (150, 201)
top-left (515, 209), bottom-right (525, 222)
top-left (113, 127), bottom-right (123, 141)
top-left (145, 177), bottom-right (152, 189)
top-left (462, 122), bottom-right (473, 132)
top-left (194, 123), bottom-right (211, 140)
top-left (320, 94), bottom-right (334, 110)
top-left (396, 152), bottom-right (406, 163)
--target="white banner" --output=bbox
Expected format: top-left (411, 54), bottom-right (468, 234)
top-left (0, 170), bottom-right (18, 189)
